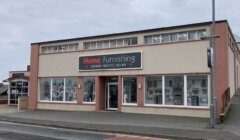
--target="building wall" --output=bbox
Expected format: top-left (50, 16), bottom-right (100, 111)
top-left (38, 41), bottom-right (210, 77)
top-left (228, 46), bottom-right (235, 98)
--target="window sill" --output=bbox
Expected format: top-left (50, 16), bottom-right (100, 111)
top-left (82, 102), bottom-right (95, 105)
top-left (144, 104), bottom-right (209, 110)
top-left (38, 101), bottom-right (77, 104)
top-left (122, 103), bottom-right (137, 106)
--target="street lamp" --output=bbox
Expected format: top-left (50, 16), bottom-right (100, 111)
top-left (201, 0), bottom-right (218, 128)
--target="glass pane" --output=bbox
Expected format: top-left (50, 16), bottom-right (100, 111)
top-left (109, 84), bottom-right (118, 108)
top-left (23, 82), bottom-right (28, 87)
top-left (65, 77), bottom-right (77, 102)
top-left (97, 41), bottom-right (103, 49)
top-left (131, 37), bottom-right (138, 45)
top-left (165, 76), bottom-right (184, 105)
top-left (116, 39), bottom-right (123, 47)
top-left (52, 78), bottom-right (64, 101)
top-left (178, 32), bottom-right (188, 41)
top-left (123, 77), bottom-right (137, 104)
top-left (145, 36), bottom-right (153, 44)
top-left (11, 82), bottom-right (16, 87)
top-left (90, 42), bottom-right (97, 49)
top-left (110, 40), bottom-right (117, 48)
top-left (40, 78), bottom-right (51, 101)
top-left (188, 31), bottom-right (197, 40)
top-left (83, 77), bottom-right (95, 102)
top-left (153, 35), bottom-right (161, 43)
top-left (187, 75), bottom-right (208, 106)
top-left (103, 40), bottom-right (110, 48)
top-left (162, 34), bottom-right (170, 43)
top-left (84, 43), bottom-right (91, 50)
top-left (145, 76), bottom-right (162, 105)
top-left (197, 30), bottom-right (207, 39)
top-left (124, 38), bottom-right (131, 46)
top-left (170, 33), bottom-right (178, 42)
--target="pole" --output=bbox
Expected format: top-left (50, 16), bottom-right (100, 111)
top-left (210, 0), bottom-right (218, 128)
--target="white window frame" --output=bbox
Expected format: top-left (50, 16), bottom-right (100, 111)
top-left (82, 77), bottom-right (96, 104)
top-left (38, 77), bottom-right (77, 103)
top-left (144, 75), bottom-right (209, 109)
top-left (122, 76), bottom-right (138, 106)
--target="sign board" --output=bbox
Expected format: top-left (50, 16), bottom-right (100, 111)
top-left (79, 52), bottom-right (142, 71)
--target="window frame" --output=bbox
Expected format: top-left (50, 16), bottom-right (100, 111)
top-left (143, 75), bottom-right (210, 109)
top-left (82, 77), bottom-right (96, 104)
top-left (122, 76), bottom-right (138, 106)
top-left (38, 77), bottom-right (78, 103)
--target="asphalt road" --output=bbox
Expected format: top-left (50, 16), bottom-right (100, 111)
top-left (0, 121), bottom-right (163, 140)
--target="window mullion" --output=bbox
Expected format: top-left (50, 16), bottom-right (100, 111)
top-left (184, 75), bottom-right (187, 106)
top-left (162, 76), bottom-right (165, 105)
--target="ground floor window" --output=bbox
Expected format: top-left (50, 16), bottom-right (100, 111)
top-left (83, 77), bottom-right (95, 103)
top-left (39, 77), bottom-right (77, 102)
top-left (123, 77), bottom-right (137, 104)
top-left (165, 76), bottom-right (184, 105)
top-left (9, 80), bottom-right (28, 105)
top-left (145, 76), bottom-right (162, 105)
top-left (187, 75), bottom-right (208, 106)
top-left (144, 75), bottom-right (209, 107)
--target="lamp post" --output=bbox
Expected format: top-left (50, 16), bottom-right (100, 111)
top-left (201, 0), bottom-right (218, 128)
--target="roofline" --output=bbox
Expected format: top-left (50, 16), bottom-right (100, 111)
top-left (31, 20), bottom-right (227, 45)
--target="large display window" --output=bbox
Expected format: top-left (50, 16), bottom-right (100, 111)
top-left (123, 77), bottom-right (137, 104)
top-left (165, 76), bottom-right (184, 105)
top-left (144, 75), bottom-right (209, 107)
top-left (39, 77), bottom-right (77, 102)
top-left (145, 76), bottom-right (162, 105)
top-left (187, 75), bottom-right (208, 106)
top-left (83, 77), bottom-right (95, 103)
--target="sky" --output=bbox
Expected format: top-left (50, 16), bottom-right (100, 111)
top-left (0, 0), bottom-right (239, 81)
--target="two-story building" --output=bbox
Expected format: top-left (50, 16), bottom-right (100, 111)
top-left (29, 20), bottom-right (240, 118)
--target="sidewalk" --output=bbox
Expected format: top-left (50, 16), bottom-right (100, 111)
top-left (0, 106), bottom-right (239, 140)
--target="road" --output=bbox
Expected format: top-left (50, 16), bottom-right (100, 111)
top-left (0, 121), bottom-right (163, 140)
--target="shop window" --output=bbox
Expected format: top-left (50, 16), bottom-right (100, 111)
top-left (165, 76), bottom-right (184, 105)
top-left (83, 77), bottom-right (95, 103)
top-left (145, 76), bottom-right (162, 105)
top-left (65, 78), bottom-right (77, 102)
top-left (123, 77), bottom-right (137, 104)
top-left (187, 75), bottom-right (208, 106)
top-left (40, 78), bottom-right (51, 101)
top-left (52, 78), bottom-right (64, 101)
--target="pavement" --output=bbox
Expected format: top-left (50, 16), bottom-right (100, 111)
top-left (0, 102), bottom-right (239, 140)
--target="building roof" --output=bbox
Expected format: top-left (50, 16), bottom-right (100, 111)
top-left (31, 20), bottom-right (228, 45)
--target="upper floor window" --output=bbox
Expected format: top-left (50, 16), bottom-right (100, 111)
top-left (83, 37), bottom-right (138, 50)
top-left (41, 43), bottom-right (78, 54)
top-left (144, 29), bottom-right (207, 44)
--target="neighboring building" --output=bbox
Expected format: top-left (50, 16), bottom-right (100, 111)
top-left (28, 20), bottom-right (240, 119)
top-left (0, 83), bottom-right (8, 95)
top-left (3, 66), bottom-right (30, 105)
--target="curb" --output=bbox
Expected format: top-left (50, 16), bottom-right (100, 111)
top-left (0, 115), bottom-right (239, 140)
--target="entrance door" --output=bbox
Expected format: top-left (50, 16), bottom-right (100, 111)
top-left (107, 83), bottom-right (118, 110)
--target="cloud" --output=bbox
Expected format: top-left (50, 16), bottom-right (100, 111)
top-left (0, 0), bottom-right (239, 80)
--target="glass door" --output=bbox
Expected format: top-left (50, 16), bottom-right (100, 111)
top-left (107, 83), bottom-right (118, 110)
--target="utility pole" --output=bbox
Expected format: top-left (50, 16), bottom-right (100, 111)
top-left (210, 0), bottom-right (218, 128)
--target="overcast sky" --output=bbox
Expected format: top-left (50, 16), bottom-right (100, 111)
top-left (0, 0), bottom-right (239, 81)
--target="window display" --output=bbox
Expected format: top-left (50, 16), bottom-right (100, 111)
top-left (39, 77), bottom-right (77, 102)
top-left (165, 76), bottom-right (184, 105)
top-left (52, 78), bottom-right (64, 101)
top-left (65, 78), bottom-right (77, 102)
top-left (83, 77), bottom-right (95, 102)
top-left (40, 78), bottom-right (51, 101)
top-left (145, 76), bottom-right (162, 105)
top-left (123, 77), bottom-right (137, 104)
top-left (187, 75), bottom-right (208, 106)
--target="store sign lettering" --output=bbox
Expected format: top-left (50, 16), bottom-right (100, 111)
top-left (79, 52), bottom-right (142, 71)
